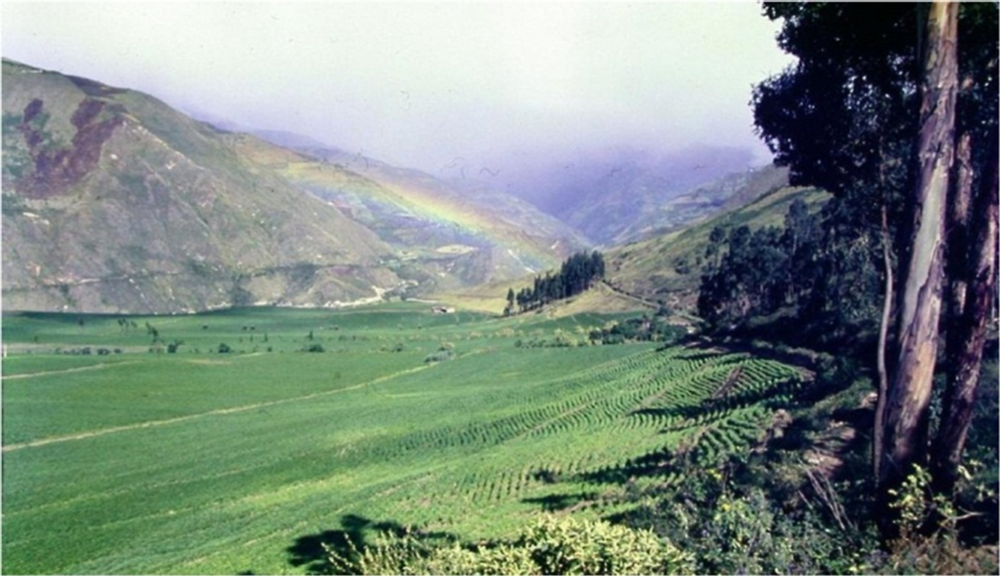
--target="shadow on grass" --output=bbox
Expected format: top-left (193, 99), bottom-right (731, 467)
top-left (522, 491), bottom-right (599, 512)
top-left (519, 346), bottom-right (877, 536)
top-left (286, 513), bottom-right (457, 575)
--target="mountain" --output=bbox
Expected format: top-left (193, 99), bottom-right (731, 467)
top-left (242, 140), bottom-right (592, 292)
top-left (604, 163), bottom-right (790, 245)
top-left (1, 60), bottom-right (590, 313)
top-left (605, 184), bottom-right (831, 310)
top-left (2, 59), bottom-right (403, 313)
top-left (494, 145), bottom-right (766, 245)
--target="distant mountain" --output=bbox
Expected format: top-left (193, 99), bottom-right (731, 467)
top-left (495, 145), bottom-right (766, 245)
top-left (2, 59), bottom-right (403, 313)
top-left (605, 184), bottom-right (831, 311)
top-left (610, 163), bottom-right (791, 245)
top-left (262, 142), bottom-right (591, 291)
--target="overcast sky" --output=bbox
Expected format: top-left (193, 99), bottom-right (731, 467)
top-left (3, 1), bottom-right (794, 177)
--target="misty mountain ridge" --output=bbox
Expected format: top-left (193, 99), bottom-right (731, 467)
top-left (244, 129), bottom-right (774, 248)
top-left (471, 144), bottom-right (765, 245)
top-left (3, 59), bottom-right (779, 314)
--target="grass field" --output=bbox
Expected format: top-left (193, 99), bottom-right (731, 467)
top-left (1, 303), bottom-right (804, 574)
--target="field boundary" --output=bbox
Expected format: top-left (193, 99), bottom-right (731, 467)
top-left (2, 360), bottom-right (144, 380)
top-left (1, 364), bottom-right (432, 453)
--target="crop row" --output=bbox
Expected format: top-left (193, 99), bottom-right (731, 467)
top-left (372, 349), bottom-right (803, 512)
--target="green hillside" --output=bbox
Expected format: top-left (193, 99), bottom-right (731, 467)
top-left (606, 185), bottom-right (831, 309)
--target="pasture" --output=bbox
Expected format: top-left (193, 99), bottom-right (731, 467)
top-left (1, 303), bottom-right (804, 574)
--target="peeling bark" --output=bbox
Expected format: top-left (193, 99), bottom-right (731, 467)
top-left (877, 1), bottom-right (958, 539)
top-left (931, 133), bottom-right (998, 494)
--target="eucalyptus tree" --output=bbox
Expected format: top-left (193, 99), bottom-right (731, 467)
top-left (752, 1), bottom-right (997, 538)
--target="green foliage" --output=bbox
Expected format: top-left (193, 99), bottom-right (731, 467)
top-left (697, 192), bottom-right (884, 354)
top-left (513, 251), bottom-right (605, 313)
top-left (884, 464), bottom-right (1000, 574)
top-left (217, 342), bottom-right (232, 354)
top-left (589, 313), bottom-right (687, 346)
top-left (515, 515), bottom-right (692, 575)
top-left (326, 516), bottom-right (692, 575)
top-left (622, 462), bottom-right (874, 575)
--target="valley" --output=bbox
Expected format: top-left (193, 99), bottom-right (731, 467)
top-left (2, 3), bottom-right (998, 573)
top-left (1, 304), bottom-right (805, 574)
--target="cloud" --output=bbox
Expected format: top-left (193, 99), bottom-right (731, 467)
top-left (2, 1), bottom-right (793, 173)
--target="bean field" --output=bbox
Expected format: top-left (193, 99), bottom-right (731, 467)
top-left (1, 304), bottom-right (805, 574)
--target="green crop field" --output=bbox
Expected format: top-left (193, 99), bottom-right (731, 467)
top-left (1, 303), bottom-right (805, 574)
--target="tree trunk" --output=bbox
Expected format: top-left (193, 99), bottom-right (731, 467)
top-left (873, 204), bottom-right (894, 482)
top-left (876, 0), bottom-right (958, 540)
top-left (930, 132), bottom-right (998, 494)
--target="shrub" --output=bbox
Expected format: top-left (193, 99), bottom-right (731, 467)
top-left (325, 516), bottom-right (692, 575)
top-left (218, 343), bottom-right (232, 354)
top-left (516, 515), bottom-right (692, 575)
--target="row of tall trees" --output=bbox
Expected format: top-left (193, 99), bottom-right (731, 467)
top-left (505, 251), bottom-right (605, 315)
top-left (745, 2), bottom-right (997, 540)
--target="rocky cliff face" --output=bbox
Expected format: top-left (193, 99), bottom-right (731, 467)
top-left (2, 59), bottom-right (401, 313)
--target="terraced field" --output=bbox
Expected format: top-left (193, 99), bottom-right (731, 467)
top-left (1, 304), bottom-right (805, 574)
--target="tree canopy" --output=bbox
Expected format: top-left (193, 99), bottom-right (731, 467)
top-left (734, 1), bottom-right (998, 541)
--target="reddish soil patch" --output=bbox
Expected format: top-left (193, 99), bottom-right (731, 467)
top-left (16, 97), bottom-right (123, 199)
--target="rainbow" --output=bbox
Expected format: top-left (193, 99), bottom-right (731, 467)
top-left (278, 158), bottom-right (583, 274)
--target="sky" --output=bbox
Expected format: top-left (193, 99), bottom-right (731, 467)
top-left (2, 1), bottom-right (794, 180)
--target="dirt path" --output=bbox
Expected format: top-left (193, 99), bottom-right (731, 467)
top-left (2, 360), bottom-right (144, 380)
top-left (599, 280), bottom-right (660, 310)
top-left (1, 364), bottom-right (432, 453)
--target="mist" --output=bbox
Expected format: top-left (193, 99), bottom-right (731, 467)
top-left (2, 2), bottom-right (794, 202)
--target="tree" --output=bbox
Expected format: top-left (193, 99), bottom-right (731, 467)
top-left (877, 1), bottom-right (958, 535)
top-left (510, 252), bottom-right (606, 313)
top-left (753, 1), bottom-right (997, 539)
top-left (930, 3), bottom-right (1000, 496)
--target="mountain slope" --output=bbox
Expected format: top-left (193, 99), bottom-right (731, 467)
top-left (497, 145), bottom-right (767, 246)
top-left (607, 163), bottom-right (790, 245)
top-left (247, 141), bottom-right (592, 291)
top-left (2, 59), bottom-right (401, 313)
top-left (606, 184), bottom-right (831, 310)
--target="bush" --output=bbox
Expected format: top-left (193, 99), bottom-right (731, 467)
top-left (218, 343), bottom-right (232, 354)
top-left (619, 462), bottom-right (876, 575)
top-left (325, 516), bottom-right (692, 575)
top-left (516, 515), bottom-right (692, 575)
top-left (882, 464), bottom-right (1000, 575)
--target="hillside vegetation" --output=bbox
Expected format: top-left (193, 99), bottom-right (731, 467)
top-left (607, 185), bottom-right (831, 309)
